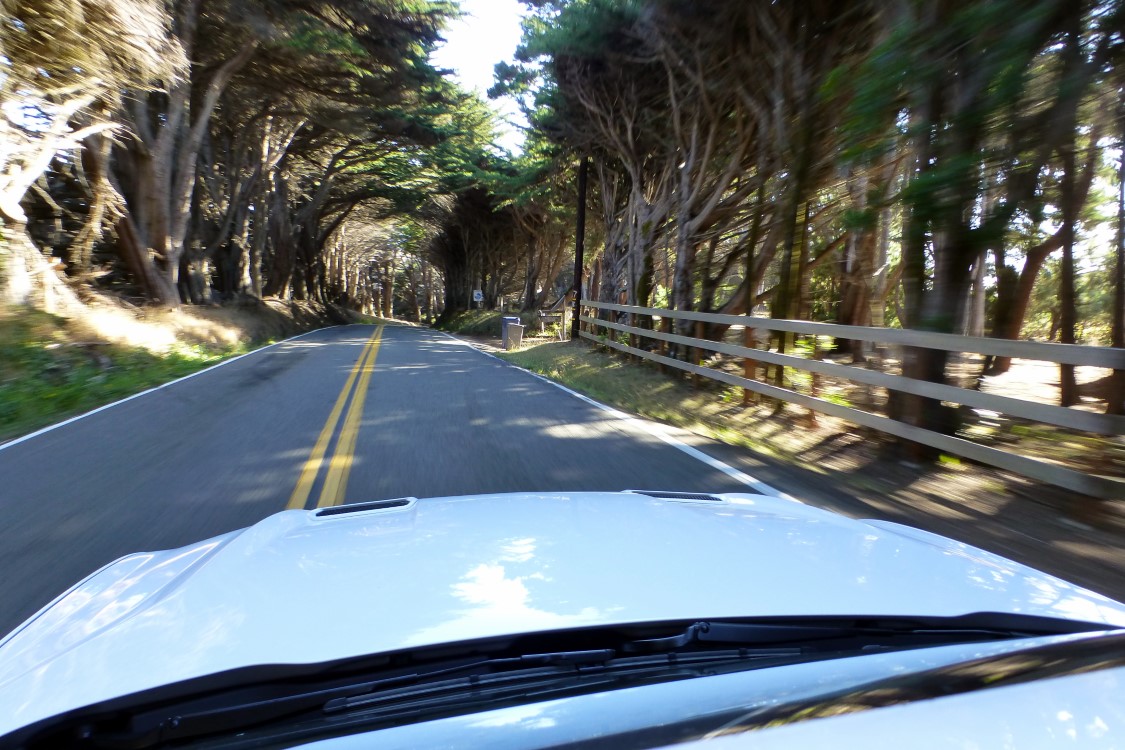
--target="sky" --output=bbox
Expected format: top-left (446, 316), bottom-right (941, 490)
top-left (429, 0), bottom-right (528, 153)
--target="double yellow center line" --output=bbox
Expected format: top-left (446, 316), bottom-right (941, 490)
top-left (287, 325), bottom-right (384, 510)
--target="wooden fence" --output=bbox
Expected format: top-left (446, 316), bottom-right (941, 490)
top-left (578, 300), bottom-right (1125, 500)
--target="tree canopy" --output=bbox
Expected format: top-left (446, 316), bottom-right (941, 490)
top-left (1, 0), bottom-right (1123, 418)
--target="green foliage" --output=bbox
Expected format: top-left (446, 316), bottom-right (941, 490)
top-left (0, 308), bottom-right (255, 442)
top-left (842, 208), bottom-right (878, 232)
top-left (435, 309), bottom-right (537, 335)
top-left (285, 18), bottom-right (366, 58)
top-left (435, 310), bottom-right (504, 334)
top-left (517, 0), bottom-right (643, 61)
top-left (1023, 253), bottom-right (1116, 344)
top-left (498, 0), bottom-right (658, 148)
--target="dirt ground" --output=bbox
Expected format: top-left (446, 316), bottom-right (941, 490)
top-left (72, 293), bottom-right (361, 351)
top-left (464, 330), bottom-right (1125, 606)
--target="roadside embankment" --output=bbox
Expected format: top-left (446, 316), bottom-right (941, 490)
top-left (1, 295), bottom-right (364, 443)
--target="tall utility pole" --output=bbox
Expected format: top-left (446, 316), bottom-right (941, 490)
top-left (571, 156), bottom-right (589, 342)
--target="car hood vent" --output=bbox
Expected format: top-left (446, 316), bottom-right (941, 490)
top-left (627, 490), bottom-right (722, 502)
top-left (315, 498), bottom-right (415, 517)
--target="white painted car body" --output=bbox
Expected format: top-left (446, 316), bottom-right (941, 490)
top-left (2, 490), bottom-right (1124, 742)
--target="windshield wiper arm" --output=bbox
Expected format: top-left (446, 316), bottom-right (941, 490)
top-left (622, 621), bottom-right (855, 653)
top-left (619, 614), bottom-right (1093, 655)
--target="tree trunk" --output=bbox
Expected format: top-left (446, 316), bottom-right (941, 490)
top-left (1058, 130), bottom-right (1079, 406)
top-left (383, 256), bottom-right (396, 319)
top-left (521, 249), bottom-right (539, 311)
top-left (839, 171), bottom-right (876, 360)
top-left (262, 176), bottom-right (295, 298)
top-left (771, 194), bottom-right (808, 388)
top-left (112, 9), bottom-right (257, 306)
top-left (965, 249), bottom-right (986, 337)
top-left (987, 238), bottom-right (1059, 374)
top-left (1110, 101), bottom-right (1125, 416)
top-left (71, 131), bottom-right (114, 276)
top-left (115, 215), bottom-right (179, 302)
top-left (0, 222), bottom-right (84, 314)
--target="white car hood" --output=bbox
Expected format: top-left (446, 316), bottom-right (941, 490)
top-left (2, 490), bottom-right (1123, 736)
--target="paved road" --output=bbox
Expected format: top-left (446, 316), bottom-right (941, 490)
top-left (0, 324), bottom-right (769, 635)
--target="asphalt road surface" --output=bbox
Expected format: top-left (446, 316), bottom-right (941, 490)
top-left (0, 324), bottom-right (778, 635)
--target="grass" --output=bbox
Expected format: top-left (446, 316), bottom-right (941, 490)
top-left (497, 339), bottom-right (843, 460)
top-left (496, 337), bottom-right (1124, 486)
top-left (437, 309), bottom-right (537, 337)
top-left (0, 307), bottom-right (260, 443)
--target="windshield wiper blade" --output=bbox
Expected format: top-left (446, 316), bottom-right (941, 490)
top-left (321, 648), bottom-right (617, 713)
top-left (87, 649), bottom-right (617, 748)
top-left (116, 645), bottom-right (802, 746)
top-left (324, 646), bottom-right (804, 715)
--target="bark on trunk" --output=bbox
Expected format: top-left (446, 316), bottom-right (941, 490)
top-left (0, 222), bottom-right (84, 314)
top-left (112, 8), bottom-right (258, 305)
top-left (382, 256), bottom-right (395, 318)
top-left (1058, 136), bottom-right (1079, 407)
top-left (1110, 103), bottom-right (1125, 416)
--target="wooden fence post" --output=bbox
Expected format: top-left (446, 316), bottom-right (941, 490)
top-left (806, 335), bottom-right (821, 426)
top-left (658, 316), bottom-right (669, 373)
top-left (693, 320), bottom-right (705, 388)
top-left (743, 327), bottom-right (758, 405)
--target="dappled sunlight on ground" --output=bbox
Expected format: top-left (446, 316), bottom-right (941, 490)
top-left (80, 304), bottom-right (243, 353)
top-left (978, 359), bottom-right (1113, 410)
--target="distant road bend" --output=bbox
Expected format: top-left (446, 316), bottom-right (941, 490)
top-left (0, 323), bottom-right (773, 634)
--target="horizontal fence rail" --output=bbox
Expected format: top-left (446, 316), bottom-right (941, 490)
top-left (589, 301), bottom-right (1125, 368)
top-left (579, 301), bottom-right (1124, 501)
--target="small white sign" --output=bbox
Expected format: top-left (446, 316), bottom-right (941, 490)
top-left (472, 289), bottom-right (483, 302)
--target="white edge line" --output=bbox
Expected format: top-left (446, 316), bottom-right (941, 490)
top-left (0, 325), bottom-right (350, 453)
top-left (434, 330), bottom-right (800, 503)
